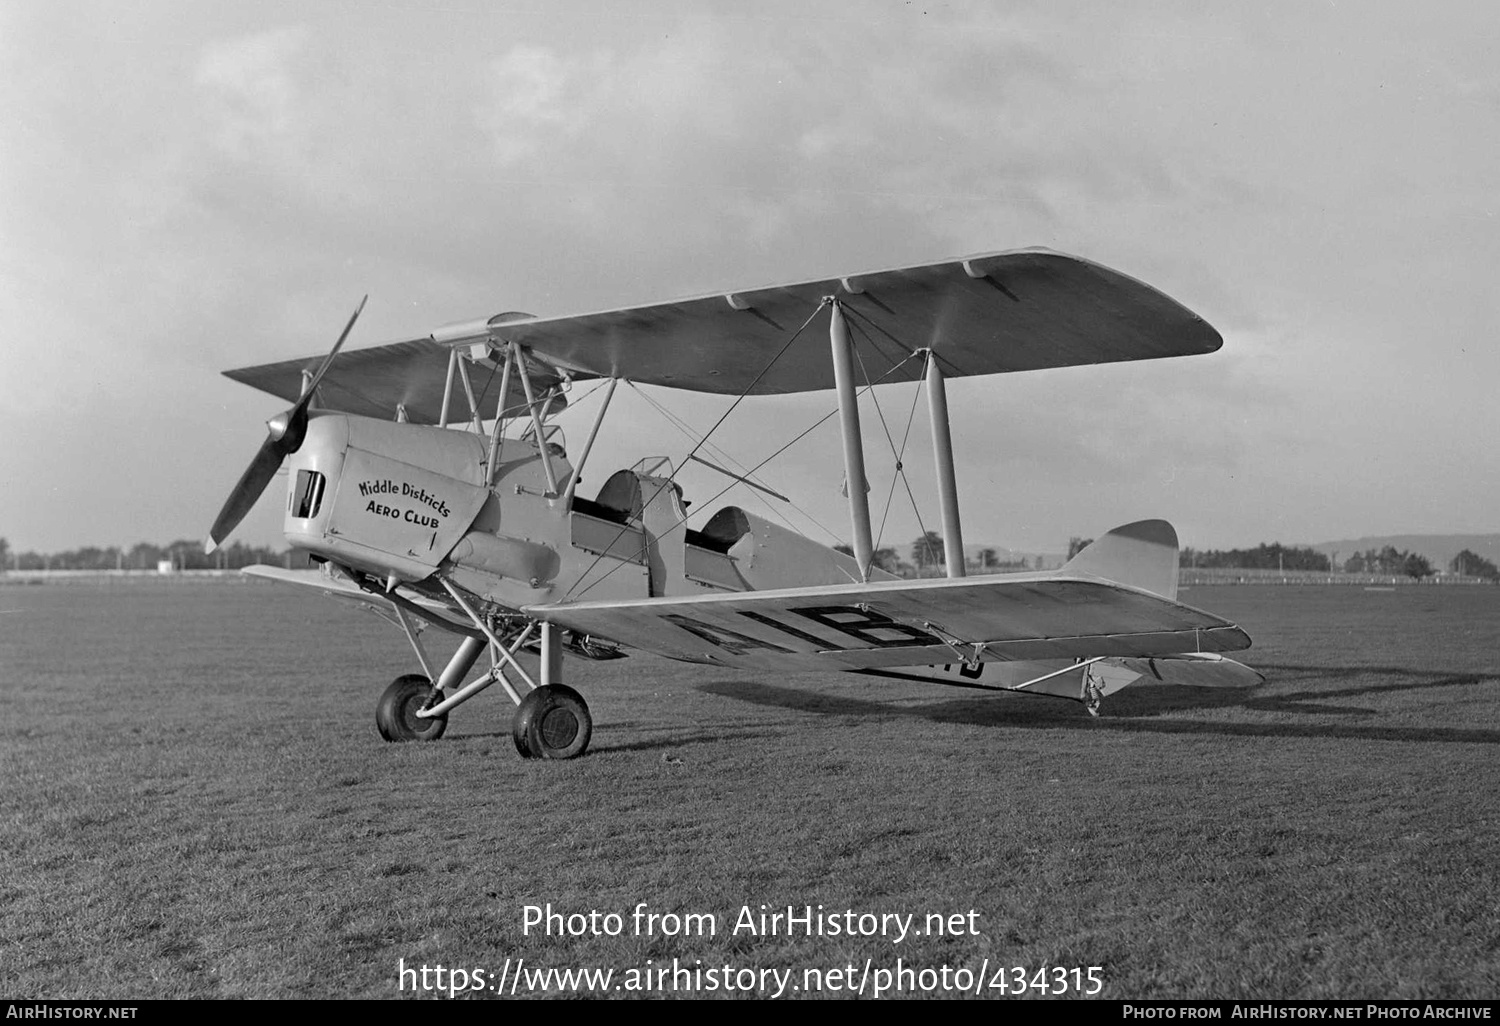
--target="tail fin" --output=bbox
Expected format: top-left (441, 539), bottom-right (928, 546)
top-left (1062, 519), bottom-right (1179, 600)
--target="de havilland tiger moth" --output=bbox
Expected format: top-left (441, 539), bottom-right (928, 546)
top-left (206, 248), bottom-right (1263, 760)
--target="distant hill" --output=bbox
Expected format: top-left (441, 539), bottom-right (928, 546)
top-left (1306, 534), bottom-right (1500, 571)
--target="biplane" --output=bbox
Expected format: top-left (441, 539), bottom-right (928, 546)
top-left (207, 248), bottom-right (1262, 759)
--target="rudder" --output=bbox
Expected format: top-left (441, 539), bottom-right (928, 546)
top-left (1061, 519), bottom-right (1179, 600)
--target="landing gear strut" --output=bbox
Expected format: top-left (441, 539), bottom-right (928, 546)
top-left (376, 584), bottom-right (593, 760)
top-left (1082, 664), bottom-right (1105, 718)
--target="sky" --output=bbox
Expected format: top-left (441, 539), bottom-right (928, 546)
top-left (2, 0), bottom-right (1497, 557)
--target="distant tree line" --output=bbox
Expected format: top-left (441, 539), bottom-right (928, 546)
top-left (0, 537), bottom-right (308, 572)
top-left (1449, 549), bottom-right (1499, 581)
top-left (1342, 546), bottom-right (1434, 579)
top-left (1180, 543), bottom-right (1331, 573)
top-left (832, 533), bottom-right (1040, 577)
top-left (902, 534), bottom-right (1035, 573)
top-left (819, 533), bottom-right (1492, 584)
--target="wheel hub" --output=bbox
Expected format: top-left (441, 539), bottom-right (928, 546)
top-left (539, 708), bottom-right (579, 748)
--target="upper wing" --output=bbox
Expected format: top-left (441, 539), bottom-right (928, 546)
top-left (223, 335), bottom-right (573, 425)
top-left (499, 248), bottom-right (1220, 394)
top-left (523, 573), bottom-right (1251, 673)
top-left (222, 249), bottom-right (1219, 415)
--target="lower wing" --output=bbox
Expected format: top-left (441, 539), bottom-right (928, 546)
top-left (241, 563), bottom-right (462, 626)
top-left (524, 573), bottom-right (1252, 673)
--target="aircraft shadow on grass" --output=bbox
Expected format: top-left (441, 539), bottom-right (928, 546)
top-left (1256, 663), bottom-right (1493, 705)
top-left (452, 724), bottom-right (784, 755)
top-left (695, 663), bottom-right (1500, 748)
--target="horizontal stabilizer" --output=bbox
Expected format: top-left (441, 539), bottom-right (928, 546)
top-left (1063, 519), bottom-right (1179, 600)
top-left (1104, 652), bottom-right (1264, 688)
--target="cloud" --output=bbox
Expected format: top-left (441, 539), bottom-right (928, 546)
top-left (478, 44), bottom-right (609, 165)
top-left (196, 25), bottom-right (312, 163)
top-left (4, 2), bottom-right (1499, 551)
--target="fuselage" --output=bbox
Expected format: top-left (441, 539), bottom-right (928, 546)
top-left (281, 413), bottom-right (867, 610)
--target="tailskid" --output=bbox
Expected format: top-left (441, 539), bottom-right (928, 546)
top-left (861, 649), bottom-right (1262, 714)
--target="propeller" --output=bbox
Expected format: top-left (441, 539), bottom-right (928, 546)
top-left (205, 296), bottom-right (367, 553)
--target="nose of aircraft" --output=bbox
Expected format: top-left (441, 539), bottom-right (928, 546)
top-left (205, 296), bottom-right (367, 553)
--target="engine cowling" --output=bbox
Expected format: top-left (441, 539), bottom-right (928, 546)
top-left (282, 414), bottom-right (491, 581)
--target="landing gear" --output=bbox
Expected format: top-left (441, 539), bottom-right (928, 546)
top-left (382, 587), bottom-right (594, 759)
top-left (376, 674), bottom-right (448, 742)
top-left (1082, 664), bottom-right (1105, 718)
top-left (513, 685), bottom-right (592, 760)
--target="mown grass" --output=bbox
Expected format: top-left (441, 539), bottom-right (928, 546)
top-left (0, 581), bottom-right (1496, 999)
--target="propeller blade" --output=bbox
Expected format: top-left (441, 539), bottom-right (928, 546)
top-left (205, 432), bottom-right (288, 554)
top-left (206, 296), bottom-right (366, 553)
top-left (299, 295), bottom-right (367, 405)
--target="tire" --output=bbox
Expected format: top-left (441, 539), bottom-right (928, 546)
top-left (376, 674), bottom-right (447, 742)
top-left (512, 685), bottom-right (591, 760)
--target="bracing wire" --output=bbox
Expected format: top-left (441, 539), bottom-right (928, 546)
top-left (847, 319), bottom-right (936, 573)
top-left (560, 300), bottom-right (831, 602)
top-left (486, 375), bottom-right (613, 447)
top-left (565, 348), bottom-right (928, 603)
top-left (625, 381), bottom-right (846, 547)
top-left (839, 302), bottom-right (973, 379)
top-left (872, 353), bottom-right (930, 563)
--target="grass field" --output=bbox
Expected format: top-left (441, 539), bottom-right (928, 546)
top-left (1, 580), bottom-right (1496, 999)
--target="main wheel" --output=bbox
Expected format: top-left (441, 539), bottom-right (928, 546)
top-left (512, 685), bottom-right (592, 760)
top-left (376, 674), bottom-right (447, 742)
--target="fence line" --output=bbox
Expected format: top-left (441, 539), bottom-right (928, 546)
top-left (1177, 568), bottom-right (1493, 586)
